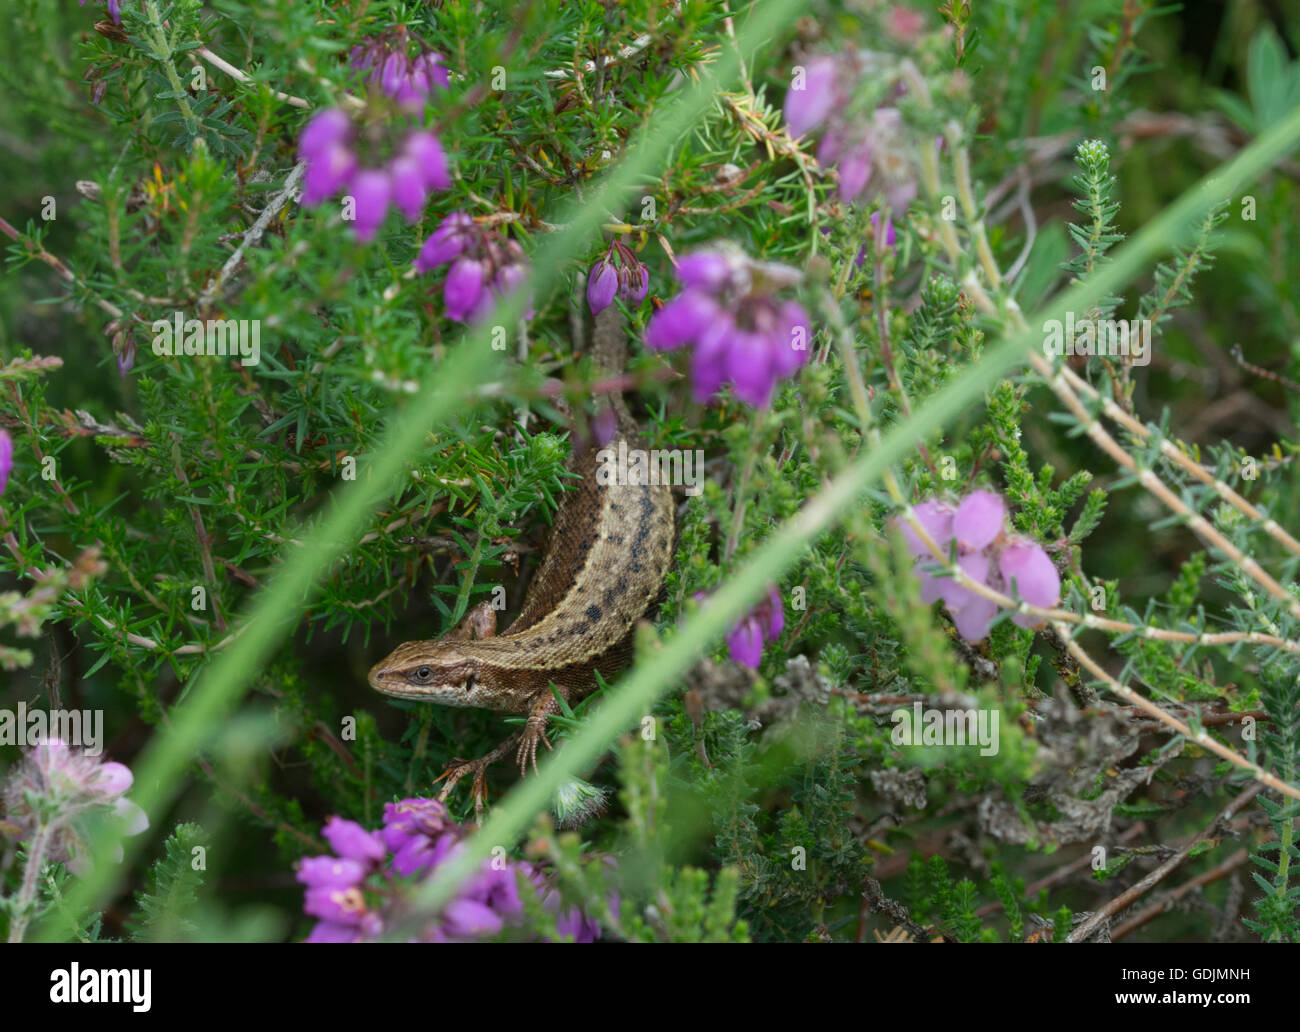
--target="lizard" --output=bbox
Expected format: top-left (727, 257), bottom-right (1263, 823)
top-left (367, 303), bottom-right (676, 812)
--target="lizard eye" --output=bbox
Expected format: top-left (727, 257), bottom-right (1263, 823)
top-left (415, 666), bottom-right (432, 681)
top-left (465, 673), bottom-right (476, 691)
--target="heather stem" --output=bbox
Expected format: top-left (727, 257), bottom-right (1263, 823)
top-left (7, 821), bottom-right (53, 943)
top-left (144, 0), bottom-right (201, 142)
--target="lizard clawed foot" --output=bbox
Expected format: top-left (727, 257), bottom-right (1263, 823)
top-left (433, 732), bottom-right (522, 822)
top-left (434, 758), bottom-right (492, 820)
top-left (515, 715), bottom-right (553, 777)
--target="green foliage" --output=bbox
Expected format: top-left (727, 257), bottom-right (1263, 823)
top-left (1, 0), bottom-right (1298, 945)
top-left (126, 822), bottom-right (209, 941)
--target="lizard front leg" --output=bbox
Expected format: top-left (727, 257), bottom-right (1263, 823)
top-left (515, 687), bottom-right (565, 776)
top-left (435, 731), bottom-right (522, 820)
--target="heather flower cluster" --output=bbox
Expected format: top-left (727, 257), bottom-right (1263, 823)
top-left (415, 212), bottom-right (534, 322)
top-left (784, 53), bottom-right (918, 214)
top-left (2, 738), bottom-right (149, 878)
top-left (298, 109), bottom-right (450, 241)
top-left (587, 239), bottom-right (650, 315)
top-left (349, 34), bottom-right (450, 111)
top-left (896, 490), bottom-right (1062, 642)
top-left (297, 799), bottom-right (607, 942)
top-left (646, 245), bottom-right (810, 407)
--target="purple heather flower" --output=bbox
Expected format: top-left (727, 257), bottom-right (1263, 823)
top-left (298, 109), bottom-right (352, 162)
top-left (417, 212), bottom-right (475, 271)
top-left (626, 264), bottom-right (649, 303)
top-left (297, 800), bottom-right (608, 943)
top-left (0, 429), bottom-right (13, 495)
top-left (723, 584), bottom-right (785, 669)
top-left (1000, 542), bottom-right (1062, 628)
top-left (349, 36), bottom-right (450, 112)
top-left (783, 55), bottom-right (840, 138)
top-left (301, 142), bottom-right (356, 207)
top-left (415, 215), bottom-right (534, 323)
top-left (322, 816), bottom-right (386, 864)
top-left (444, 257), bottom-right (487, 321)
top-left (297, 112), bottom-right (449, 238)
top-left (492, 258), bottom-right (536, 321)
top-left (388, 156), bottom-right (427, 221)
top-left (646, 245), bottom-right (809, 407)
top-left (587, 241), bottom-right (651, 316)
top-left (645, 290), bottom-right (720, 352)
top-left (587, 259), bottom-right (619, 315)
top-left (402, 131), bottom-right (451, 191)
top-left (676, 251), bottom-right (735, 292)
top-left (297, 856), bottom-right (368, 889)
top-left (345, 169), bottom-right (392, 242)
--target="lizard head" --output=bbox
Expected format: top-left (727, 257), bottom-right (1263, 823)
top-left (367, 640), bottom-right (488, 707)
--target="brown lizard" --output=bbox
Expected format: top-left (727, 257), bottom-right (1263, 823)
top-left (368, 305), bottom-right (676, 811)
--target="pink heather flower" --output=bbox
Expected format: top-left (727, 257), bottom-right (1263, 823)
top-left (951, 596), bottom-right (999, 642)
top-left (722, 585), bottom-right (785, 669)
top-left (934, 552), bottom-right (990, 611)
top-left (783, 55), bottom-right (840, 138)
top-left (896, 500), bottom-right (954, 558)
top-left (0, 429), bottom-right (12, 495)
top-left (646, 245), bottom-right (809, 407)
top-left (953, 490), bottom-right (1005, 551)
top-left (2, 738), bottom-right (149, 878)
top-left (1000, 542), bottom-right (1062, 628)
top-left (898, 490), bottom-right (1062, 643)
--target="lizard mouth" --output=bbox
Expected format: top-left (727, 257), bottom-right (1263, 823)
top-left (367, 661), bottom-right (410, 697)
